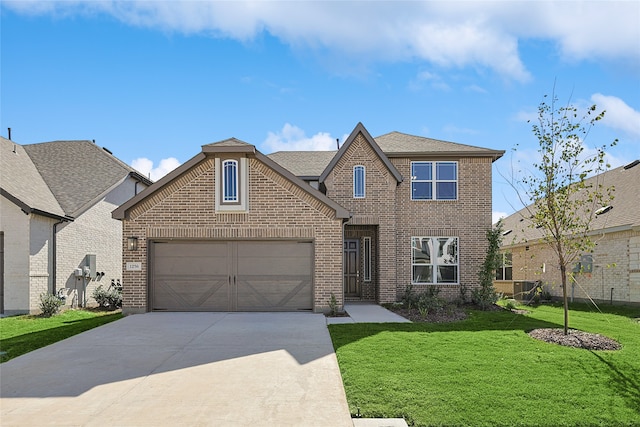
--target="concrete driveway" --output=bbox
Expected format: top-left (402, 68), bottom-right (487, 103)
top-left (1, 312), bottom-right (353, 426)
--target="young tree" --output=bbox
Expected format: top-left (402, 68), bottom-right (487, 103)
top-left (473, 220), bottom-right (503, 310)
top-left (513, 92), bottom-right (616, 334)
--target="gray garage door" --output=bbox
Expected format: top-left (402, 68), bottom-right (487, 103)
top-left (151, 241), bottom-right (313, 312)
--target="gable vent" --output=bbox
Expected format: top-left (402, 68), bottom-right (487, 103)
top-left (623, 160), bottom-right (639, 170)
top-left (595, 205), bottom-right (613, 216)
top-left (502, 229), bottom-right (513, 236)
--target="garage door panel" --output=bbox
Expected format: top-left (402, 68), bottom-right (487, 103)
top-left (151, 241), bottom-right (313, 312)
top-left (237, 276), bottom-right (312, 311)
top-left (153, 276), bottom-right (228, 311)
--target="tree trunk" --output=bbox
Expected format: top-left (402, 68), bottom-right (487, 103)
top-left (560, 263), bottom-right (569, 335)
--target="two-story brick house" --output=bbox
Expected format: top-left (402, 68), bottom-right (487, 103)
top-left (113, 123), bottom-right (503, 314)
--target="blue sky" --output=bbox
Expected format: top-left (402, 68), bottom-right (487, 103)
top-left (2, 1), bottom-right (639, 222)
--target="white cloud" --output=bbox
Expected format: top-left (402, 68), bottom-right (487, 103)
top-left (262, 123), bottom-right (338, 153)
top-left (591, 94), bottom-right (640, 139)
top-left (131, 157), bottom-right (180, 181)
top-left (6, 1), bottom-right (638, 81)
top-left (493, 211), bottom-right (509, 225)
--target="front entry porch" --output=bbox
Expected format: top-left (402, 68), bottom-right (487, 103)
top-left (343, 225), bottom-right (377, 302)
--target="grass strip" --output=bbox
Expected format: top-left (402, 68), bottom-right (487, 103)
top-left (1, 309), bottom-right (122, 363)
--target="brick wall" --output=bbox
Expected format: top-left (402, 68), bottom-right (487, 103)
top-left (323, 133), bottom-right (495, 303)
top-left (323, 133), bottom-right (398, 303)
top-left (1, 197), bottom-right (32, 314)
top-left (509, 229), bottom-right (640, 303)
top-left (392, 156), bottom-right (493, 301)
top-left (122, 156), bottom-right (344, 313)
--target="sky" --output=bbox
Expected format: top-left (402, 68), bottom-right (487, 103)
top-left (1, 1), bottom-right (639, 223)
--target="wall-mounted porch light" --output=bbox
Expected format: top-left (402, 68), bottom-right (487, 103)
top-left (127, 237), bottom-right (138, 251)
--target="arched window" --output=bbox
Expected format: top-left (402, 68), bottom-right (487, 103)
top-left (222, 159), bottom-right (238, 202)
top-left (353, 165), bottom-right (365, 198)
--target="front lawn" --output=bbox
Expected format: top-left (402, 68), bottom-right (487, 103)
top-left (0, 309), bottom-right (122, 363)
top-left (329, 302), bottom-right (640, 427)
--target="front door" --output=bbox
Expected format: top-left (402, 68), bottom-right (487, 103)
top-left (344, 239), bottom-right (360, 297)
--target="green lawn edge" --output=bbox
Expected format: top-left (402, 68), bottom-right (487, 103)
top-left (0, 309), bottom-right (123, 363)
top-left (329, 302), bottom-right (640, 427)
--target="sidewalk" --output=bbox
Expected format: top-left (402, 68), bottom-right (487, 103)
top-left (327, 303), bottom-right (411, 324)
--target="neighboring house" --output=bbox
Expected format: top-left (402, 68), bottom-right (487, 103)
top-left (113, 123), bottom-right (503, 314)
top-left (0, 137), bottom-right (151, 314)
top-left (494, 160), bottom-right (640, 304)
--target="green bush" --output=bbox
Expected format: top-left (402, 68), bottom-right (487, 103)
top-left (92, 285), bottom-right (122, 310)
top-left (416, 287), bottom-right (445, 315)
top-left (39, 293), bottom-right (64, 317)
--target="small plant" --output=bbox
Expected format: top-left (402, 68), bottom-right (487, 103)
top-left (92, 285), bottom-right (122, 310)
top-left (39, 293), bottom-right (65, 317)
top-left (327, 292), bottom-right (339, 316)
top-left (505, 299), bottom-right (518, 310)
top-left (416, 287), bottom-right (445, 317)
top-left (401, 284), bottom-right (416, 310)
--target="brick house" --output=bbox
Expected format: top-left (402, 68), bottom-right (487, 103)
top-left (113, 123), bottom-right (503, 314)
top-left (0, 137), bottom-right (151, 314)
top-left (494, 160), bottom-right (640, 304)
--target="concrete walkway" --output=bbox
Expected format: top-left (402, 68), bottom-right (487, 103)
top-left (1, 312), bottom-right (352, 427)
top-left (327, 303), bottom-right (412, 324)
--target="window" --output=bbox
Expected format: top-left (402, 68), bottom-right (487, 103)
top-left (215, 157), bottom-right (248, 212)
top-left (496, 252), bottom-right (512, 280)
top-left (411, 161), bottom-right (457, 200)
top-left (222, 160), bottom-right (238, 202)
top-left (411, 237), bottom-right (458, 284)
top-left (363, 237), bottom-right (371, 282)
top-left (353, 165), bottom-right (365, 198)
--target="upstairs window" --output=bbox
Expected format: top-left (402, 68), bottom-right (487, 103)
top-left (353, 165), bottom-right (366, 198)
top-left (411, 161), bottom-right (457, 200)
top-left (222, 160), bottom-right (238, 202)
top-left (215, 157), bottom-right (248, 212)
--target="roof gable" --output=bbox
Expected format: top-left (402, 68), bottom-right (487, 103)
top-left (0, 137), bottom-right (66, 219)
top-left (22, 140), bottom-right (150, 217)
top-left (319, 123), bottom-right (403, 184)
top-left (113, 142), bottom-right (349, 220)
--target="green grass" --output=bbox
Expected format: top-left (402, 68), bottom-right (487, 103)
top-left (329, 302), bottom-right (640, 427)
top-left (0, 309), bottom-right (122, 363)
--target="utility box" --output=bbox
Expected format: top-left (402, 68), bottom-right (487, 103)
top-left (84, 254), bottom-right (96, 280)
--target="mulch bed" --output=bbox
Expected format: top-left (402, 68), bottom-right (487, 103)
top-left (386, 305), bottom-right (468, 323)
top-left (527, 328), bottom-right (621, 351)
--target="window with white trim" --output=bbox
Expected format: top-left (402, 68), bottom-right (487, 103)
top-left (411, 237), bottom-right (458, 284)
top-left (496, 252), bottom-right (512, 280)
top-left (353, 165), bottom-right (365, 198)
top-left (363, 236), bottom-right (371, 282)
top-left (215, 157), bottom-right (248, 212)
top-left (411, 161), bottom-right (457, 200)
top-left (222, 159), bottom-right (238, 202)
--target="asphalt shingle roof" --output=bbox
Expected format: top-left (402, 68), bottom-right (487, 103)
top-left (1, 136), bottom-right (65, 217)
top-left (22, 140), bottom-right (149, 217)
top-left (375, 131), bottom-right (503, 158)
top-left (500, 161), bottom-right (640, 247)
top-left (267, 151), bottom-right (337, 177)
top-left (267, 130), bottom-right (503, 177)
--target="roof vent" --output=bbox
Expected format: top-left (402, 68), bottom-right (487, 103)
top-left (502, 229), bottom-right (512, 236)
top-left (595, 205), bottom-right (613, 215)
top-left (623, 160), bottom-right (639, 170)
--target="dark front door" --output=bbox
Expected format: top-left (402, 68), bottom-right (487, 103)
top-left (344, 239), bottom-right (360, 297)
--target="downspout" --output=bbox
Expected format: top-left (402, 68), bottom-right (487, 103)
top-left (51, 219), bottom-right (69, 295)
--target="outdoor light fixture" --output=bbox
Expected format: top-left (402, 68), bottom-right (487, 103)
top-left (127, 237), bottom-right (138, 251)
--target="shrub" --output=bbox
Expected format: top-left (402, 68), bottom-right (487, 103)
top-left (327, 292), bottom-right (338, 316)
top-left (92, 285), bottom-right (122, 310)
top-left (416, 287), bottom-right (445, 315)
top-left (39, 293), bottom-right (64, 317)
top-left (505, 299), bottom-right (518, 310)
top-left (474, 221), bottom-right (502, 310)
top-left (401, 284), bottom-right (417, 310)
